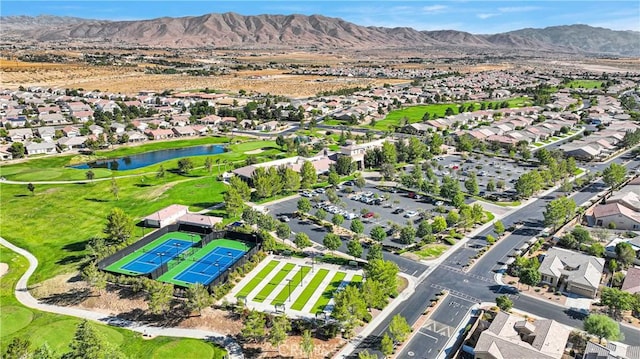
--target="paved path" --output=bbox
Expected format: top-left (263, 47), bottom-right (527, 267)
top-left (0, 236), bottom-right (244, 359)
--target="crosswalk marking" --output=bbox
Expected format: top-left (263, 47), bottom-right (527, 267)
top-left (431, 283), bottom-right (482, 304)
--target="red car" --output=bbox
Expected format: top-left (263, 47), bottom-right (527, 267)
top-left (362, 212), bottom-right (375, 218)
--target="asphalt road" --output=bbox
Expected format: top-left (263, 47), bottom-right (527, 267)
top-left (352, 154), bottom-right (640, 358)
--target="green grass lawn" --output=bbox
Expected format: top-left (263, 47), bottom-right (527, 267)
top-left (291, 269), bottom-right (330, 311)
top-left (372, 97), bottom-right (532, 131)
top-left (311, 271), bottom-right (346, 312)
top-left (253, 263), bottom-right (295, 302)
top-left (0, 246), bottom-right (225, 358)
top-left (566, 79), bottom-right (603, 89)
top-left (413, 244), bottom-right (448, 259)
top-left (235, 261), bottom-right (279, 298)
top-left (271, 266), bottom-right (312, 305)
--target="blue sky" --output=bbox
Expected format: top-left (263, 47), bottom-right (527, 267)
top-left (2, 1), bottom-right (639, 33)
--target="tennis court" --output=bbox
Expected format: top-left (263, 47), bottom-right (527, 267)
top-left (121, 239), bottom-right (193, 274)
top-left (174, 247), bottom-right (245, 285)
top-left (104, 231), bottom-right (201, 276)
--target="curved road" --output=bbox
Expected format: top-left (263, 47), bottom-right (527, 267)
top-left (0, 236), bottom-right (244, 359)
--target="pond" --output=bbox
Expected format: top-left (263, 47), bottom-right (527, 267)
top-left (71, 144), bottom-right (226, 171)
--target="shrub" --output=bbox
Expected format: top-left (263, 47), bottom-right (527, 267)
top-left (443, 237), bottom-right (456, 245)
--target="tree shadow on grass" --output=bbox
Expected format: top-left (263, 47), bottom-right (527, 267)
top-left (56, 255), bottom-right (85, 265)
top-left (13, 194), bottom-right (29, 198)
top-left (85, 197), bottom-right (109, 203)
top-left (40, 288), bottom-right (92, 306)
top-left (117, 304), bottom-right (189, 328)
top-left (63, 240), bottom-right (89, 252)
top-left (134, 183), bottom-right (153, 188)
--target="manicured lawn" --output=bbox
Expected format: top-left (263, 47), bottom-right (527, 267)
top-left (414, 244), bottom-right (448, 259)
top-left (350, 275), bottom-right (363, 285)
top-left (100, 137), bottom-right (230, 158)
top-left (311, 271), bottom-right (346, 312)
top-left (0, 246), bottom-right (226, 358)
top-left (291, 269), bottom-right (330, 311)
top-left (152, 339), bottom-right (225, 359)
top-left (533, 142), bottom-right (544, 147)
top-left (236, 262), bottom-right (281, 299)
top-left (271, 266), bottom-right (312, 305)
top-left (566, 79), bottom-right (603, 89)
top-left (372, 97), bottom-right (532, 131)
top-left (253, 263), bottom-right (296, 302)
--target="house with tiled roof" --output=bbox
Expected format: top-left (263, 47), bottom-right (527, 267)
top-left (592, 203), bottom-right (640, 231)
top-left (539, 247), bottom-right (604, 298)
top-left (621, 267), bottom-right (640, 294)
top-left (583, 340), bottom-right (640, 359)
top-left (474, 311), bottom-right (570, 359)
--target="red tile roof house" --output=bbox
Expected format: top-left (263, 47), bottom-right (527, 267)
top-left (145, 128), bottom-right (174, 140)
top-left (172, 126), bottom-right (196, 137)
top-left (144, 204), bottom-right (189, 227)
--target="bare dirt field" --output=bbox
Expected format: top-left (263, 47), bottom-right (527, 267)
top-left (1, 59), bottom-right (402, 97)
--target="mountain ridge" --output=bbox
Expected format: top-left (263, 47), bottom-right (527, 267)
top-left (2, 13), bottom-right (638, 55)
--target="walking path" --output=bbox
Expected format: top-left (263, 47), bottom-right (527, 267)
top-left (0, 236), bottom-right (244, 359)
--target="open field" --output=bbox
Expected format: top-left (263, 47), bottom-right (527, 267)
top-left (372, 96), bottom-right (532, 130)
top-left (1, 59), bottom-right (396, 97)
top-left (0, 246), bottom-right (226, 358)
top-left (565, 79), bottom-right (603, 89)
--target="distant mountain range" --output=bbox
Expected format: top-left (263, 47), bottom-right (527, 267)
top-left (2, 13), bottom-right (639, 56)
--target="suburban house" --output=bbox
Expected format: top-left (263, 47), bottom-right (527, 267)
top-left (125, 131), bottom-right (147, 143)
top-left (89, 124), bottom-right (104, 136)
top-left (604, 237), bottom-right (640, 266)
top-left (144, 204), bottom-right (189, 227)
top-left (110, 123), bottom-right (126, 134)
top-left (145, 128), bottom-right (174, 140)
top-left (473, 311), bottom-right (570, 359)
top-left (621, 267), bottom-right (640, 294)
top-left (590, 203), bottom-right (640, 231)
top-left (539, 247), bottom-right (604, 298)
top-left (0, 146), bottom-right (13, 160)
top-left (37, 126), bottom-right (56, 142)
top-left (583, 341), bottom-right (640, 359)
top-left (25, 141), bottom-right (57, 155)
top-left (62, 125), bottom-right (80, 138)
top-left (8, 128), bottom-right (33, 142)
top-left (39, 113), bottom-right (67, 125)
top-left (172, 126), bottom-right (196, 137)
top-left (57, 136), bottom-right (87, 151)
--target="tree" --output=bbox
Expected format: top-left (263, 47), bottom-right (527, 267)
top-left (571, 226), bottom-right (592, 244)
top-left (204, 157), bottom-right (213, 174)
top-left (4, 337), bottom-right (31, 359)
top-left (430, 133), bottom-right (444, 155)
top-left (66, 320), bottom-right (105, 359)
top-left (27, 182), bottom-right (35, 196)
top-left (323, 233), bottom-right (342, 251)
top-left (584, 314), bottom-right (623, 343)
top-left (315, 208), bottom-right (327, 221)
top-left (486, 179), bottom-right (496, 192)
top-left (268, 315), bottom-right (291, 352)
top-left (185, 283), bottom-right (214, 315)
top-left (519, 267), bottom-right (541, 289)
top-left (283, 167), bottom-right (301, 193)
top-left (615, 242), bottom-right (636, 269)
top-left (177, 158), bottom-right (194, 174)
top-left (332, 285), bottom-right (368, 337)
top-left (365, 259), bottom-right (399, 297)
top-left (446, 210), bottom-right (460, 227)
top-left (491, 220), bottom-right (503, 235)
top-left (380, 163), bottom-right (396, 181)
top-left (370, 225), bottom-right (387, 242)
top-left (328, 170), bottom-right (340, 188)
top-left (86, 170), bottom-right (95, 182)
top-left (332, 214), bottom-right (345, 227)
top-left (380, 333), bottom-right (394, 357)
top-left (496, 295), bottom-right (513, 311)
top-left (588, 242), bottom-right (605, 257)
top-left (486, 235), bottom-right (496, 244)
top-left (388, 314), bottom-right (412, 343)
top-left (543, 196), bottom-right (576, 230)
top-left (367, 243), bottom-right (384, 261)
top-left (432, 216), bottom-right (447, 233)
top-left (440, 175), bottom-right (461, 200)
top-left (148, 282), bottom-right (173, 316)
top-left (300, 161), bottom-right (317, 189)
top-left (33, 342), bottom-right (55, 359)
top-left (294, 232), bottom-right (312, 249)
top-left (276, 222), bottom-right (291, 239)
top-left (110, 177), bottom-right (119, 200)
top-left (350, 219), bottom-right (365, 234)
top-left (464, 173), bottom-right (480, 195)
top-left (156, 165), bottom-right (166, 181)
top-left (354, 175), bottom-right (366, 189)
top-left (242, 310), bottom-right (266, 343)
top-left (301, 330), bottom-right (314, 359)
top-left (82, 261), bottom-right (107, 293)
top-left (8, 142), bottom-right (26, 158)
top-left (335, 155), bottom-right (355, 175)
top-left (224, 187), bottom-right (245, 217)
top-left (381, 141), bottom-right (397, 164)
top-left (398, 225), bottom-right (416, 244)
top-left (515, 171), bottom-right (543, 198)
top-left (601, 287), bottom-right (634, 318)
top-left (602, 163), bottom-right (627, 190)
top-left (416, 221), bottom-right (432, 238)
top-left (103, 208), bottom-right (133, 244)
top-left (347, 239), bottom-right (363, 259)
top-left (297, 197), bottom-right (312, 213)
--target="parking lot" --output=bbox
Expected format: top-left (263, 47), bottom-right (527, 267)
top-left (403, 153), bottom-right (534, 199)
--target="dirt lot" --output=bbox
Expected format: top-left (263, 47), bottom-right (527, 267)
top-left (0, 59), bottom-right (401, 97)
top-left (31, 273), bottom-right (346, 358)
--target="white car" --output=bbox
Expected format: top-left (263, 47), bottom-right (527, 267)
top-left (404, 210), bottom-right (419, 218)
top-left (435, 200), bottom-right (444, 206)
top-left (301, 192), bottom-right (313, 198)
top-left (345, 213), bottom-right (357, 220)
top-left (315, 188), bottom-right (326, 194)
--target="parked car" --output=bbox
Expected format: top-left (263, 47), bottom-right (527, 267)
top-left (392, 208), bottom-right (405, 214)
top-left (345, 213), bottom-right (357, 220)
top-left (362, 212), bottom-right (375, 218)
top-left (435, 200), bottom-right (444, 206)
top-left (315, 188), bottom-right (326, 194)
top-left (404, 210), bottom-right (419, 218)
top-left (280, 215), bottom-right (290, 222)
top-left (301, 192), bottom-right (313, 198)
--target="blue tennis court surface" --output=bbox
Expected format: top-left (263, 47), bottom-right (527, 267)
top-left (174, 247), bottom-right (245, 285)
top-left (122, 239), bottom-right (194, 274)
